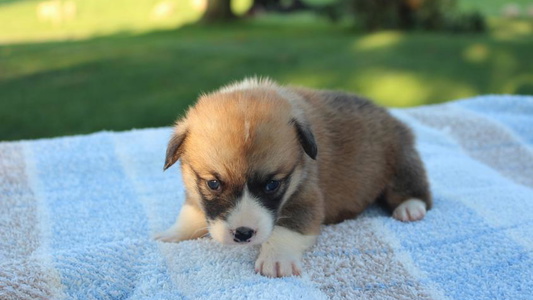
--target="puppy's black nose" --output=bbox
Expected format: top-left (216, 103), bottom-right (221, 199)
top-left (233, 227), bottom-right (255, 243)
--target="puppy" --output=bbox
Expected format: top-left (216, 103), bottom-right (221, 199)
top-left (156, 78), bottom-right (431, 277)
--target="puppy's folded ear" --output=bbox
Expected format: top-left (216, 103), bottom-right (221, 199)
top-left (292, 119), bottom-right (317, 160)
top-left (164, 122), bottom-right (188, 171)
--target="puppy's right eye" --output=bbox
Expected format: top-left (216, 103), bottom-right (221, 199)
top-left (264, 180), bottom-right (280, 193)
top-left (206, 180), bottom-right (221, 191)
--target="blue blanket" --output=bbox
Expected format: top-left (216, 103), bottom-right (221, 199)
top-left (1, 96), bottom-right (532, 299)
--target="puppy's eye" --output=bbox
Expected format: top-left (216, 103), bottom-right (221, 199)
top-left (264, 180), bottom-right (280, 193)
top-left (206, 180), bottom-right (221, 191)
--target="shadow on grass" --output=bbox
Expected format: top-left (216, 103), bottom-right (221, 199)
top-left (1, 22), bottom-right (532, 140)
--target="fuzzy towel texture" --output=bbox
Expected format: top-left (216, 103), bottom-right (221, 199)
top-left (1, 96), bottom-right (532, 300)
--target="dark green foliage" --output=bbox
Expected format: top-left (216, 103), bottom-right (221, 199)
top-left (346, 0), bottom-right (486, 32)
top-left (446, 11), bottom-right (486, 33)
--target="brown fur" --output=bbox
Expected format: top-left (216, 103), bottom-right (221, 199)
top-left (164, 79), bottom-right (431, 236)
top-left (292, 88), bottom-right (431, 224)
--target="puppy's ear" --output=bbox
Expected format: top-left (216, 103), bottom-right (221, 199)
top-left (292, 119), bottom-right (317, 160)
top-left (164, 122), bottom-right (188, 171)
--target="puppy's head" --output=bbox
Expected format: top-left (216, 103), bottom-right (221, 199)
top-left (164, 80), bottom-right (316, 245)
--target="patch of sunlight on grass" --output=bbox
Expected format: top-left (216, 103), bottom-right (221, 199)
top-left (354, 32), bottom-right (404, 51)
top-left (282, 70), bottom-right (479, 107)
top-left (354, 71), bottom-right (477, 107)
top-left (489, 18), bottom-right (533, 40)
top-left (360, 72), bottom-right (431, 107)
top-left (463, 43), bottom-right (490, 63)
top-left (232, 0), bottom-right (252, 16)
top-left (0, 0), bottom-right (203, 44)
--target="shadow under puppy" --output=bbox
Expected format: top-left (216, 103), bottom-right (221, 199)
top-left (157, 78), bottom-right (431, 277)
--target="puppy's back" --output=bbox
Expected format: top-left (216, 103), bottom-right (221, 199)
top-left (290, 88), bottom-right (422, 223)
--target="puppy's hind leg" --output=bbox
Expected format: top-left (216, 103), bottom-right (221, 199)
top-left (386, 147), bottom-right (432, 222)
top-left (154, 203), bottom-right (208, 242)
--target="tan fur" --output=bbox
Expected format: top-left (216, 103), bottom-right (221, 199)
top-left (177, 88), bottom-right (323, 232)
top-left (186, 90), bottom-right (298, 181)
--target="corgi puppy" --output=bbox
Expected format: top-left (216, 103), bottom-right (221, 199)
top-left (156, 78), bottom-right (431, 277)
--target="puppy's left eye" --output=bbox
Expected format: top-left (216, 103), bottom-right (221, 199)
top-left (207, 180), bottom-right (221, 191)
top-left (264, 180), bottom-right (280, 193)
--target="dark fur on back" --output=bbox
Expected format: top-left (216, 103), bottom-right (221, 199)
top-left (291, 88), bottom-right (431, 224)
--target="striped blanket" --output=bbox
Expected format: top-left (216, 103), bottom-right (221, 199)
top-left (1, 96), bottom-right (532, 299)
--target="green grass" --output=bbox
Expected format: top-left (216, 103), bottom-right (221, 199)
top-left (458, 0), bottom-right (533, 16)
top-left (0, 1), bottom-right (532, 141)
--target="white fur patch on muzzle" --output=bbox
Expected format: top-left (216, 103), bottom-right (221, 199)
top-left (209, 186), bottom-right (274, 245)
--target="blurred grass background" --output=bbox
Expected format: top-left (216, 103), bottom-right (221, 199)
top-left (0, 0), bottom-right (532, 141)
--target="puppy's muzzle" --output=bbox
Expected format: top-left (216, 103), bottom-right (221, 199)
top-left (232, 227), bottom-right (256, 243)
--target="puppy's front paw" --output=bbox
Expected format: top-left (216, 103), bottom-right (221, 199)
top-left (255, 251), bottom-right (302, 277)
top-left (153, 226), bottom-right (185, 243)
top-left (154, 204), bottom-right (209, 242)
top-left (254, 226), bottom-right (316, 277)
top-left (393, 198), bottom-right (427, 222)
